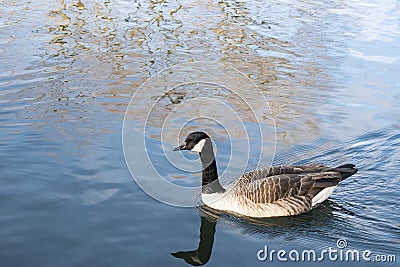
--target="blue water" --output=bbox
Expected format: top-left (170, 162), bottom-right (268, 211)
top-left (1, 0), bottom-right (399, 266)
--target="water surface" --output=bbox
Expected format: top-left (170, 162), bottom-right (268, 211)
top-left (1, 0), bottom-right (399, 266)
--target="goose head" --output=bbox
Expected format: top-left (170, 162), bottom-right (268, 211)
top-left (173, 131), bottom-right (211, 153)
top-left (173, 131), bottom-right (225, 193)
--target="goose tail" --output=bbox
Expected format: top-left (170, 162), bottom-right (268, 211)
top-left (333, 164), bottom-right (358, 179)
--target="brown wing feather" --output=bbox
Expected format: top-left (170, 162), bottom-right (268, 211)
top-left (239, 164), bottom-right (332, 183)
top-left (238, 171), bottom-right (343, 204)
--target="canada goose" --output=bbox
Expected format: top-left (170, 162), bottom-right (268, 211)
top-left (173, 132), bottom-right (358, 218)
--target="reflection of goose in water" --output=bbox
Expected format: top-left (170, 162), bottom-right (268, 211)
top-left (171, 201), bottom-right (344, 266)
top-left (171, 215), bottom-right (217, 266)
top-left (174, 132), bottom-right (358, 218)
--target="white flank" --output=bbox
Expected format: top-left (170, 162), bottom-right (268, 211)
top-left (202, 192), bottom-right (262, 217)
top-left (201, 192), bottom-right (225, 207)
top-left (312, 186), bottom-right (337, 206)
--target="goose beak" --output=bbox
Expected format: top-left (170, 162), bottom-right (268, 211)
top-left (173, 144), bottom-right (187, 151)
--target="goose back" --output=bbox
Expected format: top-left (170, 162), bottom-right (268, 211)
top-left (202, 164), bottom-right (357, 218)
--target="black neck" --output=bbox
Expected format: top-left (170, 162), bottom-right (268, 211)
top-left (200, 151), bottom-right (225, 194)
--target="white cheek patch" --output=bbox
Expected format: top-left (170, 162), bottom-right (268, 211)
top-left (191, 139), bottom-right (206, 152)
